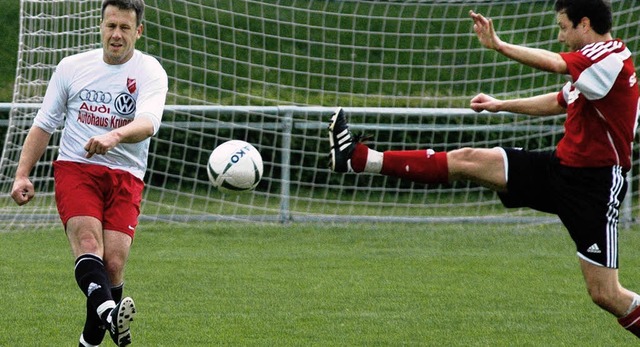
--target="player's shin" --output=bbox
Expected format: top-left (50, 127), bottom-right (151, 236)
top-left (350, 143), bottom-right (380, 173)
top-left (380, 149), bottom-right (449, 184)
top-left (80, 300), bottom-right (106, 346)
top-left (74, 254), bottom-right (116, 324)
top-left (111, 282), bottom-right (124, 303)
top-left (79, 282), bottom-right (124, 346)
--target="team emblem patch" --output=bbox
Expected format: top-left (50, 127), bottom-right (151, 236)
top-left (127, 78), bottom-right (137, 94)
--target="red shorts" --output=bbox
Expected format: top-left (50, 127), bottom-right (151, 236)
top-left (53, 161), bottom-right (144, 238)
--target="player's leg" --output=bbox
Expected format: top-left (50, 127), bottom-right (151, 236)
top-left (66, 216), bottom-right (118, 333)
top-left (75, 228), bottom-right (131, 347)
top-left (79, 230), bottom-right (133, 346)
top-left (558, 164), bottom-right (640, 338)
top-left (103, 229), bottom-right (132, 287)
top-left (446, 147), bottom-right (507, 191)
top-left (80, 300), bottom-right (105, 347)
top-left (328, 107), bottom-right (507, 190)
top-left (102, 236), bottom-right (136, 347)
top-left (79, 281), bottom-right (123, 347)
top-left (579, 259), bottom-right (640, 336)
top-left (54, 161), bottom-right (120, 345)
top-left (67, 217), bottom-right (116, 321)
top-left (101, 170), bottom-right (143, 346)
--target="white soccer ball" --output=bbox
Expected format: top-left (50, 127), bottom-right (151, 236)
top-left (207, 140), bottom-right (263, 193)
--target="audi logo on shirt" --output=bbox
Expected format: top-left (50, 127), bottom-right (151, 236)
top-left (79, 89), bottom-right (113, 103)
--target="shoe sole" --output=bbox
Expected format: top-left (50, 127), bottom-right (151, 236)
top-left (114, 297), bottom-right (136, 346)
top-left (328, 107), bottom-right (341, 148)
top-left (328, 108), bottom-right (343, 171)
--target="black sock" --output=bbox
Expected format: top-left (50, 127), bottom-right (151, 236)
top-left (111, 282), bottom-right (124, 303)
top-left (81, 301), bottom-right (105, 345)
top-left (74, 254), bottom-right (114, 325)
top-left (80, 282), bottom-right (124, 345)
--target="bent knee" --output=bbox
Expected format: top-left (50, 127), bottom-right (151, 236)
top-left (587, 286), bottom-right (624, 313)
top-left (590, 291), bottom-right (614, 309)
top-left (447, 147), bottom-right (506, 190)
top-left (449, 147), bottom-right (504, 165)
top-left (103, 258), bottom-right (126, 283)
top-left (448, 147), bottom-right (481, 161)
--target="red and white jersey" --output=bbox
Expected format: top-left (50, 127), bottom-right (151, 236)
top-left (33, 49), bottom-right (168, 179)
top-left (557, 39), bottom-right (639, 170)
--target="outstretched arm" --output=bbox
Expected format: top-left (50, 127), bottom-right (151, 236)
top-left (11, 126), bottom-right (52, 205)
top-left (469, 10), bottom-right (568, 74)
top-left (470, 92), bottom-right (565, 116)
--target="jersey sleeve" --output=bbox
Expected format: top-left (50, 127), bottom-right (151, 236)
top-left (556, 82), bottom-right (570, 109)
top-left (560, 48), bottom-right (625, 101)
top-left (559, 51), bottom-right (590, 83)
top-left (33, 59), bottom-right (70, 133)
top-left (135, 57), bottom-right (168, 136)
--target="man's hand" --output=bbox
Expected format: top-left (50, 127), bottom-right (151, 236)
top-left (11, 176), bottom-right (35, 206)
top-left (84, 132), bottom-right (120, 158)
top-left (470, 93), bottom-right (502, 113)
top-left (470, 10), bottom-right (503, 51)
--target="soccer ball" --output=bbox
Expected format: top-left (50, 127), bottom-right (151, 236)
top-left (207, 140), bottom-right (263, 193)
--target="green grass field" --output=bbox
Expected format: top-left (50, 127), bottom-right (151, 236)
top-left (1, 222), bottom-right (639, 346)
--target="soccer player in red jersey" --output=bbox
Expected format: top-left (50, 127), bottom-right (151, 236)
top-left (329, 0), bottom-right (640, 338)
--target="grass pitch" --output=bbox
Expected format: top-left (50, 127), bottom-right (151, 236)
top-left (1, 222), bottom-right (639, 346)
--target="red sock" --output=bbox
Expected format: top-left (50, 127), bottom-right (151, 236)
top-left (619, 305), bottom-right (640, 338)
top-left (350, 143), bottom-right (369, 173)
top-left (380, 150), bottom-right (449, 184)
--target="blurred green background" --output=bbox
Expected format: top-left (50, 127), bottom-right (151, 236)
top-left (0, 1), bottom-right (19, 101)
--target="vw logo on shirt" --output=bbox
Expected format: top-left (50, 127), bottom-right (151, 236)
top-left (114, 93), bottom-right (136, 116)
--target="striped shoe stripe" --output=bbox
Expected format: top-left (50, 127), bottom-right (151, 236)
top-left (337, 129), bottom-right (352, 151)
top-left (337, 129), bottom-right (350, 144)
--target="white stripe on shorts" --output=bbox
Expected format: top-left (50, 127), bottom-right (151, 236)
top-left (605, 166), bottom-right (624, 268)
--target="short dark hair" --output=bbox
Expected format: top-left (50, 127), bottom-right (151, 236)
top-left (101, 0), bottom-right (145, 27)
top-left (554, 0), bottom-right (612, 35)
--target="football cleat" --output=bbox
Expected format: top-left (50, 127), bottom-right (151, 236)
top-left (328, 107), bottom-right (356, 172)
top-left (79, 334), bottom-right (99, 347)
top-left (108, 297), bottom-right (136, 347)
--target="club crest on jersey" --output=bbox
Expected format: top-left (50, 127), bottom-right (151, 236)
top-left (127, 78), bottom-right (137, 94)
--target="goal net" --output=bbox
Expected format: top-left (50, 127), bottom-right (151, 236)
top-left (1, 0), bottom-right (639, 228)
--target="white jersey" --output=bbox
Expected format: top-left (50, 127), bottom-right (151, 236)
top-left (34, 49), bottom-right (168, 179)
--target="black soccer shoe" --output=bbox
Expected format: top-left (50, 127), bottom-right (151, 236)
top-left (328, 107), bottom-right (356, 172)
top-left (108, 297), bottom-right (136, 347)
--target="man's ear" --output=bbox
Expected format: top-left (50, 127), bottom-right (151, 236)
top-left (580, 17), bottom-right (591, 32)
top-left (136, 24), bottom-right (143, 39)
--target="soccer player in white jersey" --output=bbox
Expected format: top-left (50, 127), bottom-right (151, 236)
top-left (329, 0), bottom-right (640, 338)
top-left (10, 0), bottom-right (167, 346)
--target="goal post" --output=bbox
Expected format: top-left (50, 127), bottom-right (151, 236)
top-left (1, 0), bottom-right (639, 228)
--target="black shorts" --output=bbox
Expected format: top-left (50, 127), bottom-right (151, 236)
top-left (498, 148), bottom-right (627, 268)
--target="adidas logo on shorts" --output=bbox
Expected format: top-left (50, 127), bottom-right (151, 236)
top-left (587, 243), bottom-right (602, 254)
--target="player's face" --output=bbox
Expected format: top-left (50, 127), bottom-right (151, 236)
top-left (556, 12), bottom-right (583, 52)
top-left (100, 5), bottom-right (143, 65)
